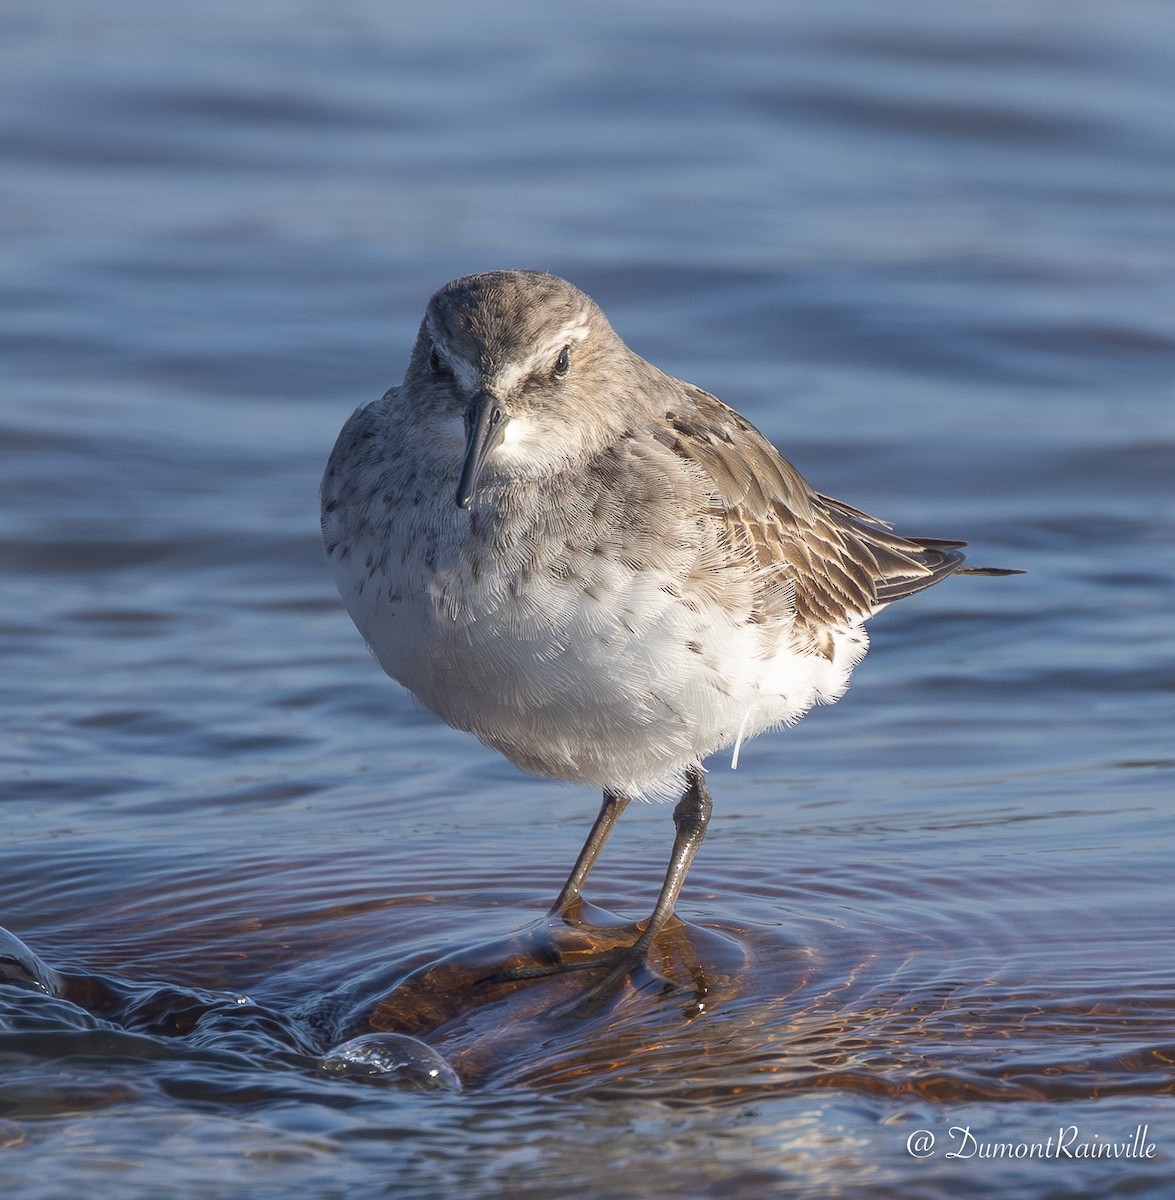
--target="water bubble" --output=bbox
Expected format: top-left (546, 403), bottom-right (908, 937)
top-left (319, 1032), bottom-right (461, 1092)
top-left (0, 927), bottom-right (62, 996)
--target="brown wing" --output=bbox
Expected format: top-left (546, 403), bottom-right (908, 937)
top-left (652, 385), bottom-right (972, 652)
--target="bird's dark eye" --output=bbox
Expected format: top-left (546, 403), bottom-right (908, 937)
top-left (429, 344), bottom-right (446, 376)
top-left (553, 344), bottom-right (570, 378)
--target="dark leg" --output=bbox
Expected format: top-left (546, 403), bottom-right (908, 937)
top-left (612, 767), bottom-right (711, 961)
top-left (551, 790), bottom-right (631, 912)
top-left (487, 768), bottom-right (712, 1009)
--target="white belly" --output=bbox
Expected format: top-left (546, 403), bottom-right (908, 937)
top-left (328, 510), bottom-right (866, 799)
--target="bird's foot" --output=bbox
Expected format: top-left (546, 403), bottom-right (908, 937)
top-left (482, 937), bottom-right (692, 1017)
top-left (552, 947), bottom-right (682, 1018)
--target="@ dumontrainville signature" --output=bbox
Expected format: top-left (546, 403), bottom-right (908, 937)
top-left (906, 1124), bottom-right (1156, 1161)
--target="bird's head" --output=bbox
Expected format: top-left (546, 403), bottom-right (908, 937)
top-left (404, 270), bottom-right (645, 508)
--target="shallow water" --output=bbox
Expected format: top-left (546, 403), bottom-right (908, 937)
top-left (2, 1), bottom-right (1174, 1196)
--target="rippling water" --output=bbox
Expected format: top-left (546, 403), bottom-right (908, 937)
top-left (3, 1), bottom-right (1174, 1197)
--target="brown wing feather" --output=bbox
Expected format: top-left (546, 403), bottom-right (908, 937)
top-left (654, 386), bottom-right (970, 650)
